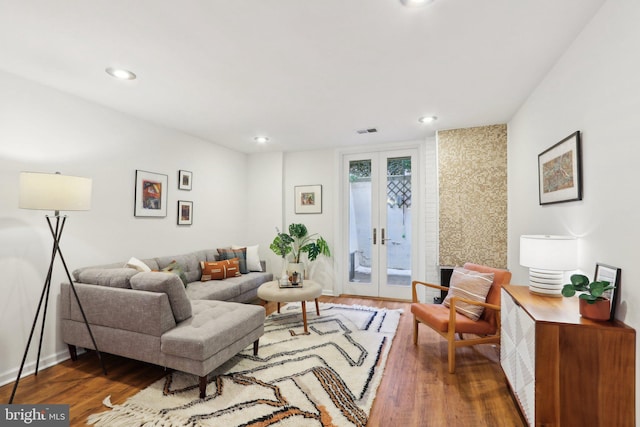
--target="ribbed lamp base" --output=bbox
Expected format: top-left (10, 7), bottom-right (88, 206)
top-left (528, 268), bottom-right (564, 297)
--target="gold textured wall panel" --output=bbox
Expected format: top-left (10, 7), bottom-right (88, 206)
top-left (438, 124), bottom-right (507, 268)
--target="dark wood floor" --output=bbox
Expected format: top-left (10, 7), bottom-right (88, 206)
top-left (1, 296), bottom-right (525, 426)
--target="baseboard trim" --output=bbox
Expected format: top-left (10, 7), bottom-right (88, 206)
top-left (0, 348), bottom-right (72, 388)
top-left (338, 294), bottom-right (411, 303)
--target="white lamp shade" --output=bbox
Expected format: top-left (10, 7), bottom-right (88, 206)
top-left (520, 235), bottom-right (578, 270)
top-left (19, 172), bottom-right (92, 211)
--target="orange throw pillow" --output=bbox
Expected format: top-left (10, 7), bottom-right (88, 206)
top-left (200, 258), bottom-right (240, 281)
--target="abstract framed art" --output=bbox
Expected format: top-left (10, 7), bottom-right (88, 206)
top-left (594, 262), bottom-right (621, 321)
top-left (134, 170), bottom-right (168, 217)
top-left (178, 170), bottom-right (192, 190)
top-left (538, 131), bottom-right (582, 205)
top-left (177, 200), bottom-right (193, 225)
top-left (294, 185), bottom-right (322, 214)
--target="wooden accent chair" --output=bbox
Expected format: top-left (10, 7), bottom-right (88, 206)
top-left (411, 262), bottom-right (512, 373)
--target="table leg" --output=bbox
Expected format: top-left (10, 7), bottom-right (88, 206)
top-left (277, 302), bottom-right (281, 313)
top-left (302, 301), bottom-right (308, 333)
top-left (315, 298), bottom-right (320, 315)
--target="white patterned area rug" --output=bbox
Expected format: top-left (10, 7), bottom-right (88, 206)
top-left (88, 303), bottom-right (402, 427)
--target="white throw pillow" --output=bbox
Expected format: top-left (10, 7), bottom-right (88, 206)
top-left (443, 267), bottom-right (494, 321)
top-left (232, 244), bottom-right (262, 272)
top-left (125, 257), bottom-right (152, 273)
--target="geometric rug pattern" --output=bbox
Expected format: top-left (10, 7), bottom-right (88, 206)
top-left (87, 303), bottom-right (402, 427)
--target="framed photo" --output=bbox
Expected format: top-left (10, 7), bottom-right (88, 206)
top-left (538, 131), bottom-right (582, 205)
top-left (177, 200), bottom-right (193, 225)
top-left (295, 185), bottom-right (322, 214)
top-left (134, 170), bottom-right (168, 217)
top-left (178, 170), bottom-right (193, 190)
top-left (594, 263), bottom-right (621, 321)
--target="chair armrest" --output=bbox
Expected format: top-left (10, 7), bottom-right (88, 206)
top-left (412, 280), bottom-right (449, 302)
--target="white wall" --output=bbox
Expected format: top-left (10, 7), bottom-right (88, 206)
top-left (508, 0), bottom-right (640, 417)
top-left (246, 151), bottom-right (285, 276)
top-left (283, 149), bottom-right (335, 293)
top-left (0, 70), bottom-right (258, 385)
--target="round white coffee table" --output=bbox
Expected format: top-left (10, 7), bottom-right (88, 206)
top-left (257, 280), bottom-right (322, 333)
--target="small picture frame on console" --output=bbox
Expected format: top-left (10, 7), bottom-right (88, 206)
top-left (594, 262), bottom-right (621, 321)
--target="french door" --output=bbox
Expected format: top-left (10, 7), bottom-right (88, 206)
top-left (342, 148), bottom-right (418, 299)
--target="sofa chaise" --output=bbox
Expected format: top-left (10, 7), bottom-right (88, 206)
top-left (60, 248), bottom-right (273, 398)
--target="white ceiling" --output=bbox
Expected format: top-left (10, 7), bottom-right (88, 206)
top-left (0, 0), bottom-right (606, 153)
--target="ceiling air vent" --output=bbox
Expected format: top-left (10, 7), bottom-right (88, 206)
top-left (357, 128), bottom-right (378, 134)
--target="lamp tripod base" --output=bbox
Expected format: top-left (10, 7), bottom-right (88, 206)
top-left (528, 268), bottom-right (564, 297)
top-left (8, 215), bottom-right (106, 404)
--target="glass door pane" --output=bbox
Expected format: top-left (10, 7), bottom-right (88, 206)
top-left (348, 159), bottom-right (373, 285)
top-left (384, 156), bottom-right (412, 288)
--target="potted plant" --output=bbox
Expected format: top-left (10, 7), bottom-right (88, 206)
top-left (270, 223), bottom-right (331, 283)
top-left (561, 274), bottom-right (615, 321)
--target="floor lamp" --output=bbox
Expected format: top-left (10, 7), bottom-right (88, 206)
top-left (9, 172), bottom-right (106, 404)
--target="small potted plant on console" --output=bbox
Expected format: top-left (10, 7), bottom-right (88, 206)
top-left (561, 274), bottom-right (615, 321)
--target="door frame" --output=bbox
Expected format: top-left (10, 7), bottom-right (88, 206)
top-left (333, 140), bottom-right (427, 299)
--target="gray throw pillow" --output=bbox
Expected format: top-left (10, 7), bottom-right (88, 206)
top-left (217, 247), bottom-right (248, 274)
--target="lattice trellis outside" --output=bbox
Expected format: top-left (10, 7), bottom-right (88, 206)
top-left (387, 175), bottom-right (411, 208)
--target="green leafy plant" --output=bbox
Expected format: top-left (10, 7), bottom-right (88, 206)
top-left (270, 223), bottom-right (331, 263)
top-left (561, 274), bottom-right (615, 304)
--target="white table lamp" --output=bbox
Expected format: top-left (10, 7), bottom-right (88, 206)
top-left (520, 235), bottom-right (578, 296)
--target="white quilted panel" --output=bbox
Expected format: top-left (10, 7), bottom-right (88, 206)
top-left (501, 289), bottom-right (536, 426)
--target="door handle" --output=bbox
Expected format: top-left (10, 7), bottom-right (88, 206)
top-left (373, 228), bottom-right (377, 245)
top-left (381, 228), bottom-right (385, 245)
top-left (381, 228), bottom-right (396, 244)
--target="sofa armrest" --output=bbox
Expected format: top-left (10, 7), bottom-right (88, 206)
top-left (61, 282), bottom-right (177, 337)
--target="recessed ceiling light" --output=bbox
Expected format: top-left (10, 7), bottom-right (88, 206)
top-left (105, 67), bottom-right (137, 80)
top-left (254, 136), bottom-right (270, 144)
top-left (418, 116), bottom-right (438, 124)
top-left (400, 0), bottom-right (435, 7)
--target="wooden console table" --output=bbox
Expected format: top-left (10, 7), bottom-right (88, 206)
top-left (501, 284), bottom-right (635, 426)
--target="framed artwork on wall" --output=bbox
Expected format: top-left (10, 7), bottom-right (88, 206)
top-left (177, 200), bottom-right (193, 225)
top-left (594, 263), bottom-right (621, 321)
top-left (538, 131), bottom-right (582, 205)
top-left (178, 170), bottom-right (193, 190)
top-left (134, 170), bottom-right (168, 217)
top-left (295, 185), bottom-right (322, 214)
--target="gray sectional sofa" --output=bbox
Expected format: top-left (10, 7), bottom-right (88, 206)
top-left (60, 248), bottom-right (273, 398)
